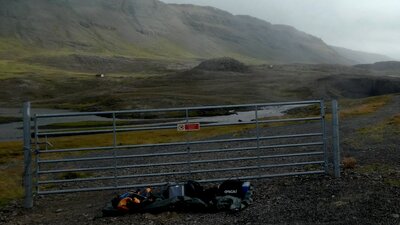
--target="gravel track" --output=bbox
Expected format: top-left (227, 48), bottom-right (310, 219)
top-left (1, 95), bottom-right (399, 225)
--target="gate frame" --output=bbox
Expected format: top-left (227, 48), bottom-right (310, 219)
top-left (22, 100), bottom-right (341, 208)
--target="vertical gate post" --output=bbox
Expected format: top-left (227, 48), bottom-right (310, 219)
top-left (320, 101), bottom-right (328, 173)
top-left (23, 102), bottom-right (33, 208)
top-left (112, 113), bottom-right (118, 188)
top-left (332, 100), bottom-right (341, 178)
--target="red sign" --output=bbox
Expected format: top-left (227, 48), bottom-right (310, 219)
top-left (177, 123), bottom-right (201, 131)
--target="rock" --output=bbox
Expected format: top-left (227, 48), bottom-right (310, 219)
top-left (333, 201), bottom-right (348, 207)
top-left (143, 213), bottom-right (157, 220)
top-left (391, 214), bottom-right (399, 219)
top-left (55, 209), bottom-right (63, 213)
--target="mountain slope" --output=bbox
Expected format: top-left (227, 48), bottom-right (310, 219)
top-left (0, 0), bottom-right (351, 65)
top-left (331, 46), bottom-right (393, 64)
top-left (354, 61), bottom-right (400, 71)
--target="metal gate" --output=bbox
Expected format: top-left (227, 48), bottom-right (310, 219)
top-left (22, 100), bottom-right (341, 208)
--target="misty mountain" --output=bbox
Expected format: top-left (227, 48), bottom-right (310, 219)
top-left (0, 0), bottom-right (389, 65)
top-left (331, 46), bottom-right (392, 64)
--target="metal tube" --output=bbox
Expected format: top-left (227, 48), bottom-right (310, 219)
top-left (37, 170), bottom-right (325, 195)
top-left (39, 132), bottom-right (323, 154)
top-left (38, 142), bottom-right (324, 164)
top-left (23, 102), bottom-right (33, 208)
top-left (255, 105), bottom-right (261, 178)
top-left (38, 151), bottom-right (324, 174)
top-left (332, 100), bottom-right (341, 178)
top-left (36, 116), bottom-right (321, 137)
top-left (320, 101), bottom-right (328, 173)
top-left (38, 161), bottom-right (324, 184)
top-left (197, 170), bottom-right (326, 184)
top-left (34, 117), bottom-right (40, 195)
top-left (112, 113), bottom-right (117, 188)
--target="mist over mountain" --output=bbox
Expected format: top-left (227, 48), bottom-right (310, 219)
top-left (0, 0), bottom-right (391, 64)
top-left (331, 46), bottom-right (393, 64)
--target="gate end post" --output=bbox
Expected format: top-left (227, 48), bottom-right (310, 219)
top-left (23, 102), bottom-right (33, 208)
top-left (332, 100), bottom-right (341, 178)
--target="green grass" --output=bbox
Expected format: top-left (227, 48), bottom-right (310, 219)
top-left (0, 59), bottom-right (92, 79)
top-left (339, 95), bottom-right (392, 118)
top-left (0, 167), bottom-right (24, 206)
top-left (0, 141), bottom-right (23, 206)
top-left (356, 113), bottom-right (400, 143)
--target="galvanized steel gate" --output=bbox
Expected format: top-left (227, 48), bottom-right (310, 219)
top-left (22, 100), bottom-right (341, 208)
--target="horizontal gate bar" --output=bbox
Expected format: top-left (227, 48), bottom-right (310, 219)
top-left (38, 142), bottom-right (323, 164)
top-left (38, 151), bottom-right (323, 174)
top-left (38, 132), bottom-right (323, 153)
top-left (38, 161), bottom-right (324, 184)
top-left (37, 170), bottom-right (325, 195)
top-left (35, 100), bottom-right (321, 118)
top-left (36, 116), bottom-right (321, 137)
top-left (197, 170), bottom-right (326, 184)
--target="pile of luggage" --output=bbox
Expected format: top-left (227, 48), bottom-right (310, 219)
top-left (102, 180), bottom-right (253, 216)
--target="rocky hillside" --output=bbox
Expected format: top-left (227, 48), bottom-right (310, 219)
top-left (0, 0), bottom-right (366, 65)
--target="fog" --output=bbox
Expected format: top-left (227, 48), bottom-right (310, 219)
top-left (161, 0), bottom-right (400, 60)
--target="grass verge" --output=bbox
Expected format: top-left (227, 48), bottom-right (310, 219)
top-left (339, 95), bottom-right (392, 118)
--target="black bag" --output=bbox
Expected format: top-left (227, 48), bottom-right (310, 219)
top-left (217, 180), bottom-right (245, 198)
top-left (184, 180), bottom-right (204, 198)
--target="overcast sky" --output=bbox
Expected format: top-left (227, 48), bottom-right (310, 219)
top-left (161, 0), bottom-right (400, 60)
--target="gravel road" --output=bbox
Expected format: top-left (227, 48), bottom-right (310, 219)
top-left (1, 95), bottom-right (399, 225)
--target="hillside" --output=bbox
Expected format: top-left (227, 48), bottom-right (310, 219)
top-left (354, 61), bottom-right (400, 71)
top-left (331, 46), bottom-right (393, 64)
top-left (0, 0), bottom-right (352, 66)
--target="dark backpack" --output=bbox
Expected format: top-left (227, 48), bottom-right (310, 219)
top-left (184, 180), bottom-right (204, 198)
top-left (217, 180), bottom-right (245, 198)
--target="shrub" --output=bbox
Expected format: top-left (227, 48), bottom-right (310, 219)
top-left (342, 157), bottom-right (357, 169)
